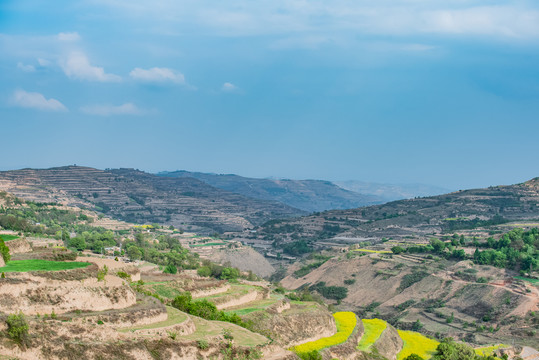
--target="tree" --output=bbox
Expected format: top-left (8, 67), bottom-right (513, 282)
top-left (392, 246), bottom-right (405, 254)
top-left (127, 246), bottom-right (142, 261)
top-left (430, 238), bottom-right (446, 253)
top-left (172, 292), bottom-right (192, 312)
top-left (432, 338), bottom-right (476, 360)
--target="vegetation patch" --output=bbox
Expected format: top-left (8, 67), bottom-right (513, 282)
top-left (474, 344), bottom-right (508, 356)
top-left (0, 234), bottom-right (19, 241)
top-left (514, 276), bottom-right (539, 284)
top-left (352, 249), bottom-right (392, 254)
top-left (357, 318), bottom-right (387, 351)
top-left (190, 242), bottom-right (227, 247)
top-left (294, 260), bottom-right (328, 278)
top-left (291, 311), bottom-right (357, 354)
top-left (0, 259), bottom-right (91, 272)
top-left (397, 329), bottom-right (439, 360)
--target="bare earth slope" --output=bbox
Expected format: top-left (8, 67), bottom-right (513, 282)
top-left (0, 166), bottom-right (305, 233)
top-left (158, 170), bottom-right (382, 212)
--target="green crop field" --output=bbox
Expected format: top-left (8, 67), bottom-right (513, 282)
top-left (226, 295), bottom-right (283, 316)
top-left (397, 330), bottom-right (439, 360)
top-left (190, 242), bottom-right (227, 247)
top-left (357, 318), bottom-right (387, 351)
top-left (515, 276), bottom-right (539, 284)
top-left (291, 312), bottom-right (357, 354)
top-left (0, 234), bottom-right (19, 241)
top-left (0, 259), bottom-right (91, 272)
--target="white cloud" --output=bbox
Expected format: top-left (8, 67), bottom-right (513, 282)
top-left (57, 32), bottom-right (81, 42)
top-left (80, 103), bottom-right (143, 116)
top-left (37, 58), bottom-right (51, 67)
top-left (17, 62), bottom-right (35, 72)
top-left (129, 67), bottom-right (185, 84)
top-left (221, 82), bottom-right (239, 92)
top-left (60, 51), bottom-right (121, 82)
top-left (11, 90), bottom-right (68, 112)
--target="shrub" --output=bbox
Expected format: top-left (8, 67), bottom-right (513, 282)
top-left (222, 328), bottom-right (234, 340)
top-left (0, 237), bottom-right (11, 263)
top-left (298, 350), bottom-right (323, 360)
top-left (163, 263), bottom-right (178, 274)
top-left (6, 313), bottom-right (29, 345)
top-left (344, 279), bottom-right (356, 285)
top-left (116, 271), bottom-right (131, 281)
top-left (404, 355), bottom-right (424, 360)
top-left (197, 339), bottom-right (209, 350)
top-left (97, 266), bottom-right (108, 281)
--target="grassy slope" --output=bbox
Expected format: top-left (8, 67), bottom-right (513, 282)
top-left (0, 259), bottom-right (91, 272)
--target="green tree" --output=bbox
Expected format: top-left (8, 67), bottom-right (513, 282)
top-left (127, 246), bottom-right (142, 260)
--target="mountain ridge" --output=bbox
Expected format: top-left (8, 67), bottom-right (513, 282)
top-left (158, 170), bottom-right (383, 212)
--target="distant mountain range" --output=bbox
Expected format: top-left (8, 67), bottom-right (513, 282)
top-left (334, 180), bottom-right (452, 202)
top-left (157, 170), bottom-right (382, 212)
top-left (0, 165), bottom-right (465, 234)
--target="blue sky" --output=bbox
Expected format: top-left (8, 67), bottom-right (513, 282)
top-left (1, 0), bottom-right (538, 190)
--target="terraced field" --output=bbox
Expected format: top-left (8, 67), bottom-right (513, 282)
top-left (291, 311), bottom-right (357, 354)
top-left (0, 259), bottom-right (91, 272)
top-left (352, 249), bottom-right (392, 254)
top-left (181, 315), bottom-right (268, 347)
top-left (0, 234), bottom-right (19, 241)
top-left (397, 330), bottom-right (439, 360)
top-left (357, 318), bottom-right (387, 351)
top-left (120, 306), bottom-right (188, 332)
top-left (225, 294), bottom-right (284, 316)
top-left (357, 318), bottom-right (508, 360)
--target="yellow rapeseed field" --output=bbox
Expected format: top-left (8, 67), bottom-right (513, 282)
top-left (475, 344), bottom-right (508, 356)
top-left (291, 311), bottom-right (357, 354)
top-left (357, 318), bottom-right (387, 351)
top-left (352, 249), bottom-right (392, 254)
top-left (397, 330), bottom-right (439, 360)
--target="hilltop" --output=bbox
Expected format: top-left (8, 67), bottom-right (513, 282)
top-left (0, 166), bottom-right (305, 234)
top-left (158, 170), bottom-right (382, 212)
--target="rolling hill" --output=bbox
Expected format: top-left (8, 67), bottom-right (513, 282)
top-left (242, 177), bottom-right (539, 249)
top-left (0, 166), bottom-right (305, 233)
top-left (158, 170), bottom-right (382, 212)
